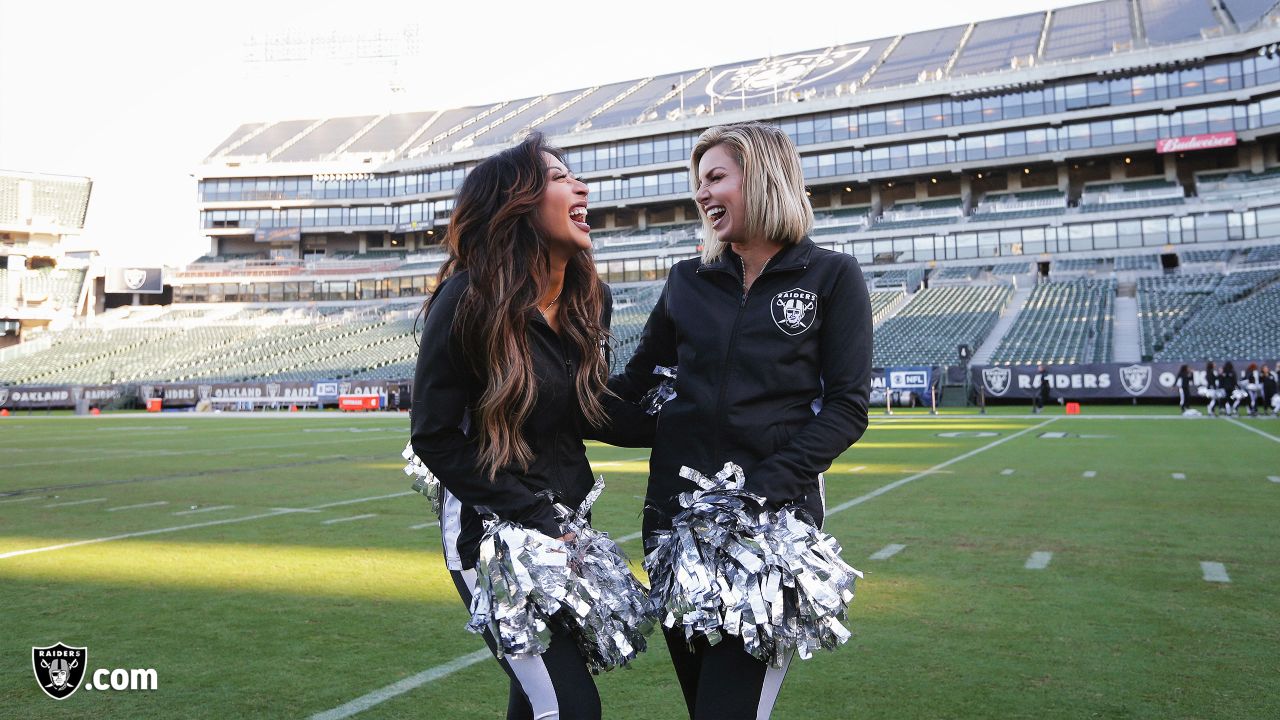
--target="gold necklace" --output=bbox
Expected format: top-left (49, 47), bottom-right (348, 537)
top-left (540, 289), bottom-right (562, 314)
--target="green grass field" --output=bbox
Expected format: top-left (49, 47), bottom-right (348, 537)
top-left (2, 408), bottom-right (1278, 719)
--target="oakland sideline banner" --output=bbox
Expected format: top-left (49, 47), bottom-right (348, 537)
top-left (971, 360), bottom-right (1278, 401)
top-left (0, 381), bottom-right (393, 409)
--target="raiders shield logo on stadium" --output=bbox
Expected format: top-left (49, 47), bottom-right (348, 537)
top-left (982, 367), bottom-right (1012, 396)
top-left (140, 385), bottom-right (154, 400)
top-left (771, 288), bottom-right (818, 336)
top-left (32, 642), bottom-right (87, 700)
top-left (1119, 364), bottom-right (1152, 396)
top-left (71, 387), bottom-right (84, 402)
top-left (197, 385), bottom-right (213, 401)
top-left (266, 383), bottom-right (281, 398)
top-left (124, 269), bottom-right (148, 291)
top-left (0, 388), bottom-right (9, 407)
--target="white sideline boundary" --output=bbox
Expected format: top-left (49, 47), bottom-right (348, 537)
top-left (0, 492), bottom-right (414, 560)
top-left (314, 416), bottom-right (1062, 719)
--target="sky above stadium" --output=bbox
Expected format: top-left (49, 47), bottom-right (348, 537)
top-left (0, 0), bottom-right (1077, 265)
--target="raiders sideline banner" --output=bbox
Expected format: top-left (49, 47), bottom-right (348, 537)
top-left (0, 381), bottom-right (392, 409)
top-left (972, 360), bottom-right (1279, 401)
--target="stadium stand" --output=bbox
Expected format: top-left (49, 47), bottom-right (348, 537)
top-left (1146, 269), bottom-right (1280, 360)
top-left (990, 278), bottom-right (1116, 364)
top-left (872, 285), bottom-right (1012, 367)
top-left (11, 3), bottom-right (1280, 401)
top-left (1079, 179), bottom-right (1185, 213)
top-left (1115, 254), bottom-right (1160, 271)
top-left (973, 190), bottom-right (1068, 220)
top-left (607, 283), bottom-right (665, 374)
top-left (869, 289), bottom-right (905, 326)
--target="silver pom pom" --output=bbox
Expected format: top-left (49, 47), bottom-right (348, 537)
top-left (467, 518), bottom-right (573, 658)
top-left (640, 365), bottom-right (678, 416)
top-left (644, 462), bottom-right (863, 667)
top-left (467, 478), bottom-right (655, 671)
top-left (403, 440), bottom-right (442, 516)
top-left (550, 477), bottom-right (656, 673)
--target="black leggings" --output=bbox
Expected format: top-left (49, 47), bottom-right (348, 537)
top-left (449, 568), bottom-right (601, 720)
top-left (662, 627), bottom-right (792, 720)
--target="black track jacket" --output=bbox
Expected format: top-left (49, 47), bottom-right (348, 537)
top-left (410, 271), bottom-right (649, 569)
top-left (614, 237), bottom-right (872, 537)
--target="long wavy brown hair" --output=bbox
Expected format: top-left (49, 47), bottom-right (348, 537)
top-left (422, 133), bottom-right (611, 480)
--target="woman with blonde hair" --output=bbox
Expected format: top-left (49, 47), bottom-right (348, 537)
top-left (613, 121), bottom-right (873, 718)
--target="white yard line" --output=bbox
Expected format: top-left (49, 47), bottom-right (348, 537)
top-left (1082, 470), bottom-right (1097, 478)
top-left (1226, 417), bottom-right (1280, 443)
top-left (827, 418), bottom-right (1059, 516)
top-left (869, 543), bottom-right (906, 560)
top-left (172, 505), bottom-right (236, 516)
top-left (105, 501), bottom-right (169, 512)
top-left (1, 496), bottom-right (40, 505)
top-left (1201, 561), bottom-right (1231, 583)
top-left (1268, 476), bottom-right (1280, 484)
top-left (43, 498), bottom-right (108, 508)
top-left (322, 514), bottom-right (378, 525)
top-left (1025, 551), bottom-right (1053, 570)
top-left (0, 491), bottom-right (414, 560)
top-left (1171, 472), bottom-right (1186, 480)
top-left (408, 521), bottom-right (440, 530)
top-left (308, 649), bottom-right (492, 720)
top-left (1000, 468), bottom-right (1015, 476)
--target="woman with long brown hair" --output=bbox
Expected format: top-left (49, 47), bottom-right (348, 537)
top-left (410, 132), bottom-right (646, 720)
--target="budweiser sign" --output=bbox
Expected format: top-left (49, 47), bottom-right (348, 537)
top-left (1155, 131), bottom-right (1237, 154)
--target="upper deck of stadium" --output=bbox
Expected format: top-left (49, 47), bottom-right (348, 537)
top-left (201, 0), bottom-right (1280, 172)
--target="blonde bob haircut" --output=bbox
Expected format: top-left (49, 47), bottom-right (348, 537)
top-left (690, 121), bottom-right (814, 264)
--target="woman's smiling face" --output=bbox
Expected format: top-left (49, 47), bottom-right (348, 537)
top-left (695, 143), bottom-right (747, 245)
top-left (533, 152), bottom-right (592, 255)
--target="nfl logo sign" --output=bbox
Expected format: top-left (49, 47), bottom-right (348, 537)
top-left (32, 642), bottom-right (87, 700)
top-left (982, 367), bottom-right (1012, 396)
top-left (1119, 364), bottom-right (1152, 396)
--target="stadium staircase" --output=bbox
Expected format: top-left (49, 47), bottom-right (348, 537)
top-left (970, 285), bottom-right (1032, 365)
top-left (1111, 283), bottom-right (1141, 363)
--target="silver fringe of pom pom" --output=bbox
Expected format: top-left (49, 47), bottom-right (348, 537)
top-left (467, 478), bottom-right (655, 672)
top-left (402, 440), bottom-right (442, 516)
top-left (548, 479), bottom-right (655, 673)
top-left (644, 462), bottom-right (863, 667)
top-left (640, 365), bottom-right (678, 415)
